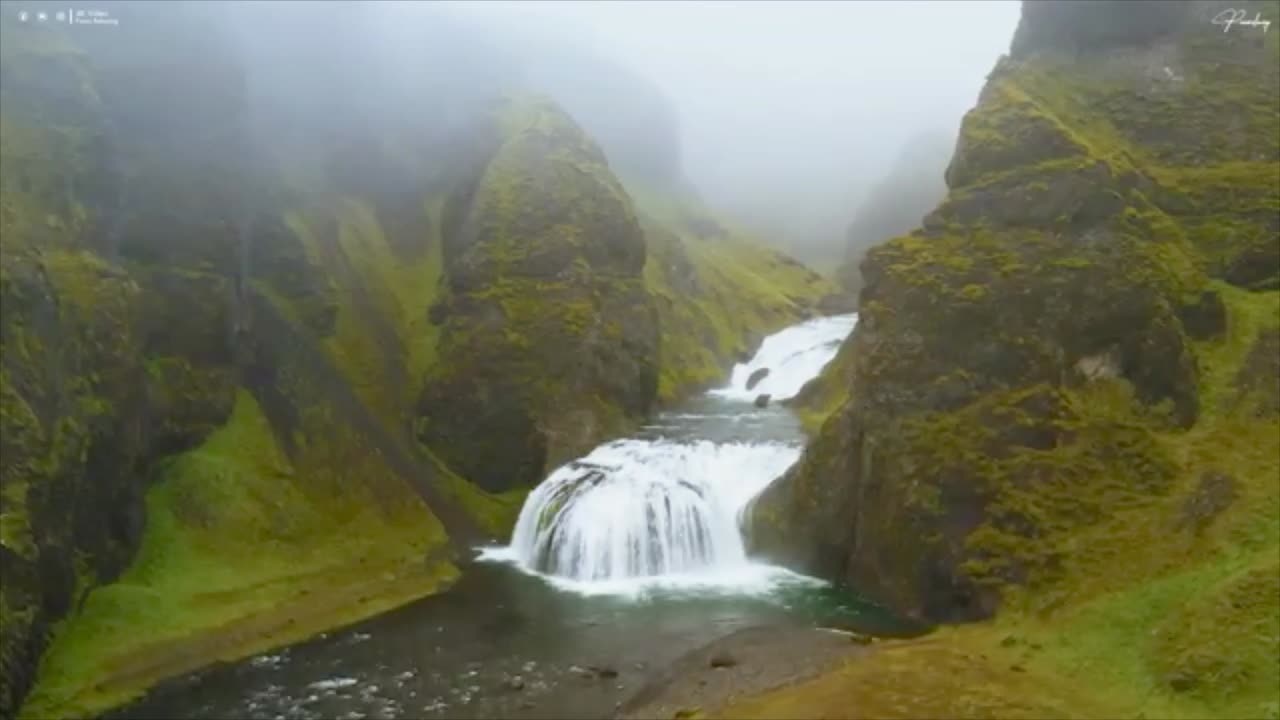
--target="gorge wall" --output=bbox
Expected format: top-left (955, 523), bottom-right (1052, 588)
top-left (0, 4), bottom-right (834, 718)
top-left (754, 0), bottom-right (1278, 713)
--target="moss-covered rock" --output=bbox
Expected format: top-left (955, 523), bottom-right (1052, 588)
top-left (0, 16), bottom-right (501, 717)
top-left (738, 3), bottom-right (1279, 717)
top-left (753, 0), bottom-right (1278, 630)
top-left (416, 97), bottom-right (659, 492)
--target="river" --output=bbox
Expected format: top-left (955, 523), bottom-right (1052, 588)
top-left (112, 314), bottom-right (913, 720)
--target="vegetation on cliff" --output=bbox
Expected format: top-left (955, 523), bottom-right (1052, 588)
top-left (415, 97), bottom-right (660, 493)
top-left (1, 8), bottom-right (836, 717)
top-left (750, 1), bottom-right (1280, 717)
top-left (635, 188), bottom-right (837, 404)
top-left (0, 15), bottom-right (494, 718)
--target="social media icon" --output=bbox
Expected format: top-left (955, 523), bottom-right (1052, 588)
top-left (18, 10), bottom-right (30, 22)
top-left (36, 11), bottom-right (48, 22)
top-left (56, 11), bottom-right (66, 22)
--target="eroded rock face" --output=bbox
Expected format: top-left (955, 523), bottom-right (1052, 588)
top-left (0, 26), bottom-right (247, 714)
top-left (0, 11), bottom-right (470, 713)
top-left (752, 0), bottom-right (1278, 622)
top-left (416, 98), bottom-right (659, 492)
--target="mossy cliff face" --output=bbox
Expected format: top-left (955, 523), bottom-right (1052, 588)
top-left (0, 15), bottom-right (505, 719)
top-left (636, 189), bottom-right (837, 403)
top-left (417, 98), bottom-right (659, 492)
top-left (753, 0), bottom-right (1278, 636)
top-left (0, 24), bottom-right (237, 717)
top-left (739, 2), bottom-right (1279, 717)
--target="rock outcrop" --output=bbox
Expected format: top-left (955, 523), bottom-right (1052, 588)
top-left (754, 0), bottom-right (1279, 633)
top-left (416, 98), bottom-right (660, 492)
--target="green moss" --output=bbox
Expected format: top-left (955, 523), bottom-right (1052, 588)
top-left (718, 626), bottom-right (1118, 720)
top-left (417, 98), bottom-right (665, 491)
top-left (21, 391), bottom-right (455, 720)
top-left (0, 371), bottom-right (39, 559)
top-left (1153, 556), bottom-right (1279, 710)
top-left (635, 189), bottom-right (835, 403)
top-left (456, 96), bottom-right (642, 285)
top-left (434, 449), bottom-right (528, 539)
top-left (1193, 284), bottom-right (1280, 417)
top-left (788, 336), bottom-right (858, 436)
top-left (742, 13), bottom-right (1278, 717)
top-left (282, 196), bottom-right (445, 432)
top-left (926, 290), bottom-right (1277, 718)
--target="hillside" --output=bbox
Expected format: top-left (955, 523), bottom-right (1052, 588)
top-left (749, 1), bottom-right (1280, 717)
top-left (0, 7), bottom-right (831, 718)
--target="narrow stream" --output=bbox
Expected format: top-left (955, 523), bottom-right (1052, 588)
top-left (115, 314), bottom-right (911, 720)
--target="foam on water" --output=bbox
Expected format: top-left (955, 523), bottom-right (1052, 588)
top-left (502, 440), bottom-right (798, 581)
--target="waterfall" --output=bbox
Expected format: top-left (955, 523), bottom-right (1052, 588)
top-left (712, 314), bottom-right (858, 402)
top-left (484, 314), bottom-right (858, 592)
top-left (508, 440), bottom-right (800, 580)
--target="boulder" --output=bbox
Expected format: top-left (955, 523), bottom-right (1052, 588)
top-left (745, 368), bottom-right (770, 391)
top-left (754, 394), bottom-right (772, 409)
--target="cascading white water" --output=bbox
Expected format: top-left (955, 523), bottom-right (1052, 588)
top-left (508, 440), bottom-right (800, 580)
top-left (712, 314), bottom-right (858, 402)
top-left (483, 313), bottom-right (858, 592)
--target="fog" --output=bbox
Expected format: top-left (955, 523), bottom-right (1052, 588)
top-left (6, 0), bottom-right (1021, 267)
top-left (444, 0), bottom-right (1022, 265)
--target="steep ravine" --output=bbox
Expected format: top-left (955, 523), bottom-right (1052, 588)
top-left (107, 315), bottom-right (900, 720)
top-left (0, 14), bottom-right (836, 720)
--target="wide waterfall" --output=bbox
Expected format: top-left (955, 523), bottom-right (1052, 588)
top-left (507, 440), bottom-right (800, 580)
top-left (483, 314), bottom-right (858, 592)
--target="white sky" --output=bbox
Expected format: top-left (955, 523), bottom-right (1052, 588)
top-left (446, 1), bottom-right (1023, 252)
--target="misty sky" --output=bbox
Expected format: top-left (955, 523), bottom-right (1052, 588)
top-left (445, 0), bottom-right (1021, 258)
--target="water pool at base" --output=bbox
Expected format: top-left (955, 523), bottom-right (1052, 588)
top-left (113, 315), bottom-right (919, 720)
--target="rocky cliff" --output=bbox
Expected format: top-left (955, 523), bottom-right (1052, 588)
top-left (753, 1), bottom-right (1278, 715)
top-left (0, 5), bottom-right (830, 718)
top-left (0, 11), bottom-right (493, 717)
top-left (416, 97), bottom-right (659, 493)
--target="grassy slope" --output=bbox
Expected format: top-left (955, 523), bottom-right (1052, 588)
top-left (633, 187), bottom-right (836, 403)
top-left (19, 195), bottom-right (521, 719)
top-left (20, 392), bottom-right (458, 719)
top-left (282, 194), bottom-right (526, 536)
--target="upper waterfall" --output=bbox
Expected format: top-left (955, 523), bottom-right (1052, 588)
top-left (712, 314), bottom-right (858, 402)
